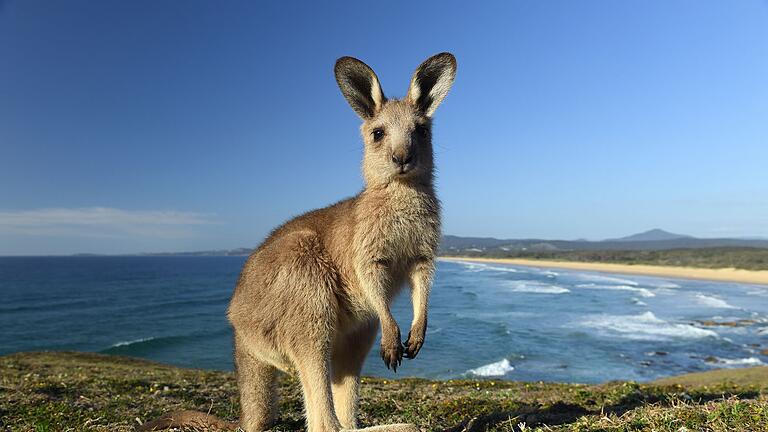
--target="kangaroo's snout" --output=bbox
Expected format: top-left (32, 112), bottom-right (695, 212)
top-left (390, 152), bottom-right (412, 166)
top-left (391, 148), bottom-right (416, 173)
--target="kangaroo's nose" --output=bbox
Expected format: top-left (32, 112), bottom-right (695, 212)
top-left (391, 152), bottom-right (414, 166)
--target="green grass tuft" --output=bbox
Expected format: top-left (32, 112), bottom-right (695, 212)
top-left (1, 351), bottom-right (767, 431)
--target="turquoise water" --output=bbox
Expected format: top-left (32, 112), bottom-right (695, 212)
top-left (1, 256), bottom-right (766, 383)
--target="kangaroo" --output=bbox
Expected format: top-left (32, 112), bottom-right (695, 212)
top-left (139, 52), bottom-right (456, 432)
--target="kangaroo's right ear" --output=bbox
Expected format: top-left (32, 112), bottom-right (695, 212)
top-left (407, 53), bottom-right (457, 117)
top-left (335, 57), bottom-right (386, 120)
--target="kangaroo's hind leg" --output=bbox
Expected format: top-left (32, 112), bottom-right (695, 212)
top-left (291, 345), bottom-right (344, 432)
top-left (235, 338), bottom-right (279, 432)
top-left (331, 319), bottom-right (378, 429)
top-left (277, 232), bottom-right (345, 432)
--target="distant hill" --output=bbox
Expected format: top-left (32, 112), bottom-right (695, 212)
top-left (606, 228), bottom-right (693, 242)
top-left (439, 230), bottom-right (768, 255)
top-left (139, 248), bottom-right (253, 257)
top-left (71, 230), bottom-right (768, 257)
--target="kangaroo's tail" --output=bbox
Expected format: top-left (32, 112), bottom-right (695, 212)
top-left (136, 410), bottom-right (238, 431)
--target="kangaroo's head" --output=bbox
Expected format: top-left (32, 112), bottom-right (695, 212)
top-left (335, 53), bottom-right (456, 188)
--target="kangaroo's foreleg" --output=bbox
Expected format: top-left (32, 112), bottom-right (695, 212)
top-left (404, 258), bottom-right (434, 359)
top-left (356, 262), bottom-right (402, 371)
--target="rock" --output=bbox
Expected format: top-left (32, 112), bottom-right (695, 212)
top-left (697, 319), bottom-right (757, 328)
top-left (761, 349), bottom-right (768, 356)
top-left (704, 356), bottom-right (719, 363)
top-left (697, 320), bottom-right (740, 327)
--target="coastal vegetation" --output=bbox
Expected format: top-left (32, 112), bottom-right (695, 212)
top-left (441, 247), bottom-right (768, 271)
top-left (2, 351), bottom-right (767, 431)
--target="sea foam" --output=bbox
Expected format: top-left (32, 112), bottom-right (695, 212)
top-left (580, 311), bottom-right (718, 341)
top-left (713, 357), bottom-right (766, 367)
top-left (647, 281), bottom-right (681, 289)
top-left (110, 337), bottom-right (156, 348)
top-left (467, 358), bottom-right (515, 377)
top-left (575, 274), bottom-right (639, 286)
top-left (505, 280), bottom-right (570, 294)
top-left (576, 283), bottom-right (656, 298)
top-left (630, 297), bottom-right (648, 306)
top-left (694, 294), bottom-right (738, 309)
top-left (455, 261), bottom-right (521, 273)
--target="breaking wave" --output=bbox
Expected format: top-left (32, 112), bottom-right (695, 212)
top-left (580, 311), bottom-right (718, 341)
top-left (110, 337), bottom-right (157, 348)
top-left (452, 260), bottom-right (524, 273)
top-left (576, 283), bottom-right (656, 298)
top-left (505, 280), bottom-right (570, 294)
top-left (574, 274), bottom-right (639, 286)
top-left (694, 294), bottom-right (738, 309)
top-left (711, 357), bottom-right (766, 367)
top-left (467, 358), bottom-right (515, 377)
top-left (647, 281), bottom-right (680, 289)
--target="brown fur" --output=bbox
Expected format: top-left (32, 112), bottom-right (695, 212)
top-left (138, 53), bottom-right (456, 432)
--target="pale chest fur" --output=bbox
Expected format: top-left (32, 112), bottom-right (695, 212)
top-left (353, 184), bottom-right (441, 272)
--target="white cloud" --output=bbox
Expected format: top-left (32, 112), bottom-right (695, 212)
top-left (0, 207), bottom-right (215, 239)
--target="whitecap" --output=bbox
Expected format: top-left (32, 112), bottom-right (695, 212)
top-left (505, 280), bottom-right (570, 294)
top-left (574, 274), bottom-right (639, 286)
top-left (111, 337), bottom-right (156, 348)
top-left (453, 262), bottom-right (486, 272)
top-left (454, 261), bottom-right (520, 273)
top-left (630, 297), bottom-right (648, 306)
top-left (580, 311), bottom-right (718, 341)
top-left (467, 358), bottom-right (514, 377)
top-left (713, 357), bottom-right (765, 367)
top-left (576, 283), bottom-right (655, 298)
top-left (649, 282), bottom-right (680, 289)
top-left (484, 266), bottom-right (522, 273)
top-left (694, 294), bottom-right (738, 309)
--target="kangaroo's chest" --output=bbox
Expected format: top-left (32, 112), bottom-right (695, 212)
top-left (384, 203), bottom-right (439, 261)
top-left (355, 188), bottom-right (441, 269)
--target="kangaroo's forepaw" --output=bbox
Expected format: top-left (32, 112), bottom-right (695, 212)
top-left (380, 341), bottom-right (404, 372)
top-left (403, 332), bottom-right (424, 359)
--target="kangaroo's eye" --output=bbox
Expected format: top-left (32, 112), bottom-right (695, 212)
top-left (372, 128), bottom-right (385, 142)
top-left (415, 124), bottom-right (429, 138)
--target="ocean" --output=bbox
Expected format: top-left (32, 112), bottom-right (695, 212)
top-left (1, 256), bottom-right (766, 383)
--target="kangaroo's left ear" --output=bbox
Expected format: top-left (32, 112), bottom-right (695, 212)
top-left (406, 52), bottom-right (457, 117)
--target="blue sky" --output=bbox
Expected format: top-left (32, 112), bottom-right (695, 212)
top-left (1, 1), bottom-right (767, 255)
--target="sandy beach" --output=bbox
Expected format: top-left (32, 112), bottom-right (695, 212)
top-left (440, 256), bottom-right (768, 286)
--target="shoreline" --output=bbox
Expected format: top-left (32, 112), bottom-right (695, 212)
top-left (439, 256), bottom-right (768, 286)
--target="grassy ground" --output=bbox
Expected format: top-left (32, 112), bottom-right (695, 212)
top-left (2, 352), bottom-right (767, 432)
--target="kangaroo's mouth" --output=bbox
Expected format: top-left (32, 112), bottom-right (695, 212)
top-left (396, 163), bottom-right (418, 176)
top-left (394, 153), bottom-right (418, 176)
